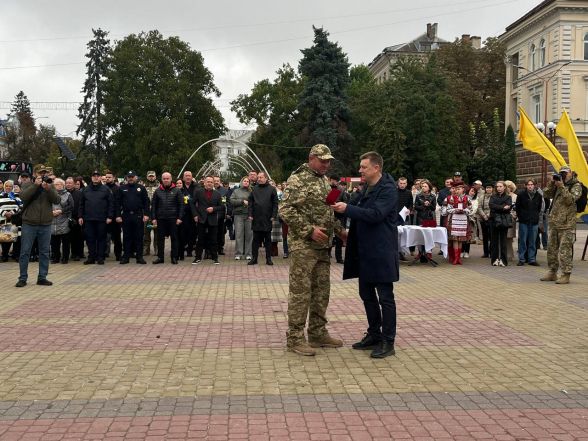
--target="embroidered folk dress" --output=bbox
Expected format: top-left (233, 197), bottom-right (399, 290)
top-left (446, 194), bottom-right (472, 242)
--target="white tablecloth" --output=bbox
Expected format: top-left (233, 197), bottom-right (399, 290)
top-left (398, 225), bottom-right (448, 258)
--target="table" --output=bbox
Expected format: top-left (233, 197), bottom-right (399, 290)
top-left (398, 225), bottom-right (448, 266)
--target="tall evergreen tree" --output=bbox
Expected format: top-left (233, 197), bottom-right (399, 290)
top-left (298, 27), bottom-right (353, 173)
top-left (6, 91), bottom-right (37, 162)
top-left (77, 28), bottom-right (111, 168)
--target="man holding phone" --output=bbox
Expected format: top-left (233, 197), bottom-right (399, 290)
top-left (16, 166), bottom-right (61, 287)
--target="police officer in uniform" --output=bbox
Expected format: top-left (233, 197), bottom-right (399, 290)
top-left (279, 144), bottom-right (347, 356)
top-left (117, 171), bottom-right (150, 264)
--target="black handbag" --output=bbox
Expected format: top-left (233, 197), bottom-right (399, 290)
top-left (494, 212), bottom-right (513, 229)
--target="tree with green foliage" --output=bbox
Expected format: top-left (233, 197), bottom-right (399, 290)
top-left (6, 91), bottom-right (37, 162)
top-left (298, 27), bottom-right (353, 174)
top-left (77, 28), bottom-right (111, 168)
top-left (231, 64), bottom-right (305, 181)
top-left (103, 31), bottom-right (225, 175)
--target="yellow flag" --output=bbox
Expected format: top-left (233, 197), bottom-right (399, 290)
top-left (518, 107), bottom-right (567, 170)
top-left (556, 110), bottom-right (588, 215)
top-left (557, 110), bottom-right (588, 185)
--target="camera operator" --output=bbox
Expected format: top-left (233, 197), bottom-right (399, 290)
top-left (15, 167), bottom-right (61, 287)
top-left (540, 166), bottom-right (583, 284)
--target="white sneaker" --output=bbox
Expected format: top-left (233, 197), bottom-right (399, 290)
top-left (460, 252), bottom-right (465, 258)
top-left (493, 259), bottom-right (499, 266)
top-left (235, 256), bottom-right (241, 260)
top-left (463, 252), bottom-right (469, 259)
top-left (246, 256), bottom-right (252, 260)
top-left (498, 260), bottom-right (505, 267)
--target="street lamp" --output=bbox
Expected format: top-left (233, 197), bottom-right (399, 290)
top-left (515, 61), bottom-right (571, 186)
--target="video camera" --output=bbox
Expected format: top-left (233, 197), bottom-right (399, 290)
top-left (41, 176), bottom-right (53, 184)
top-left (552, 171), bottom-right (568, 182)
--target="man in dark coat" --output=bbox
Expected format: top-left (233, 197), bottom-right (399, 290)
top-left (151, 172), bottom-right (184, 264)
top-left (65, 177), bottom-right (84, 261)
top-left (79, 171), bottom-right (114, 265)
top-left (515, 179), bottom-right (543, 266)
top-left (332, 151), bottom-right (399, 359)
top-left (247, 171), bottom-right (278, 265)
top-left (104, 171), bottom-right (122, 260)
top-left (192, 176), bottom-right (223, 265)
top-left (178, 171), bottom-right (198, 259)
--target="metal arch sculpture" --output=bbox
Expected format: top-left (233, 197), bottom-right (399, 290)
top-left (227, 153), bottom-right (256, 173)
top-left (177, 137), bottom-right (271, 180)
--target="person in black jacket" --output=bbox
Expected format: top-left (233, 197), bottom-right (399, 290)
top-left (489, 181), bottom-right (513, 267)
top-left (117, 171), bottom-right (150, 264)
top-left (332, 151), bottom-right (399, 359)
top-left (248, 171), bottom-right (278, 265)
top-left (178, 171), bottom-right (198, 260)
top-left (192, 176), bottom-right (223, 265)
top-left (437, 177), bottom-right (453, 227)
top-left (65, 177), bottom-right (84, 261)
top-left (79, 171), bottom-right (114, 265)
top-left (329, 176), bottom-right (349, 264)
top-left (151, 172), bottom-right (184, 264)
top-left (515, 179), bottom-right (543, 266)
top-left (396, 177), bottom-right (413, 225)
top-left (104, 171), bottom-right (122, 260)
top-left (213, 176), bottom-right (228, 255)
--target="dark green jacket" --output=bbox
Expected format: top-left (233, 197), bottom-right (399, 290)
top-left (19, 182), bottom-right (60, 226)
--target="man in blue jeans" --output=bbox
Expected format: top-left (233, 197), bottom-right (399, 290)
top-left (515, 179), bottom-right (543, 266)
top-left (16, 167), bottom-right (61, 287)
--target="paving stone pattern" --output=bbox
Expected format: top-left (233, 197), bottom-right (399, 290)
top-left (0, 231), bottom-right (586, 440)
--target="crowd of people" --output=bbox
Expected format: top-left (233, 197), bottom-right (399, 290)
top-left (0, 162), bottom-right (583, 287)
top-left (0, 146), bottom-right (583, 359)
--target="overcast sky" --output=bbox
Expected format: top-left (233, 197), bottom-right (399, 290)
top-left (1, 0), bottom-right (540, 136)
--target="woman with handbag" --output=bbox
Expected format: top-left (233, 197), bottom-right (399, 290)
top-left (0, 180), bottom-right (22, 261)
top-left (51, 178), bottom-right (74, 264)
top-left (489, 181), bottom-right (513, 267)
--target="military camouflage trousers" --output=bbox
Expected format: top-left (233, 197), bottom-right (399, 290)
top-left (547, 228), bottom-right (576, 274)
top-left (286, 248), bottom-right (331, 346)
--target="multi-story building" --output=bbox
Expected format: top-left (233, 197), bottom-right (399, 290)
top-left (215, 129), bottom-right (254, 175)
top-left (500, 0), bottom-right (588, 184)
top-left (368, 23), bottom-right (481, 82)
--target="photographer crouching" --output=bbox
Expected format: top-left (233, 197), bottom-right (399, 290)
top-left (15, 166), bottom-right (60, 287)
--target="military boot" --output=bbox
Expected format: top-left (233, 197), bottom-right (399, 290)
top-left (287, 342), bottom-right (316, 356)
top-left (540, 271), bottom-right (557, 281)
top-left (309, 334), bottom-right (343, 348)
top-left (555, 273), bottom-right (570, 284)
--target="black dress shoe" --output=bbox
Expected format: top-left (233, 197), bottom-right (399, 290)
top-left (528, 261), bottom-right (540, 266)
top-left (15, 280), bottom-right (26, 288)
top-left (153, 258), bottom-right (164, 264)
top-left (171, 258), bottom-right (178, 264)
top-left (36, 279), bottom-right (53, 286)
top-left (179, 255), bottom-right (184, 261)
top-left (61, 259), bottom-right (69, 264)
top-left (83, 259), bottom-right (95, 265)
top-left (266, 259), bottom-right (273, 266)
top-left (352, 334), bottom-right (381, 350)
top-left (517, 261), bottom-right (525, 266)
top-left (120, 258), bottom-right (130, 265)
top-left (97, 260), bottom-right (105, 265)
top-left (370, 341), bottom-right (395, 358)
top-left (136, 258), bottom-right (147, 264)
top-left (218, 249), bottom-right (225, 255)
top-left (247, 259), bottom-right (258, 266)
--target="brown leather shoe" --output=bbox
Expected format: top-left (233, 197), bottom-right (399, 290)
top-left (540, 271), bottom-right (557, 282)
top-left (309, 335), bottom-right (343, 348)
top-left (287, 342), bottom-right (316, 356)
top-left (555, 273), bottom-right (570, 284)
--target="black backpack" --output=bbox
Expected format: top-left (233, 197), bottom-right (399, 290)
top-left (577, 183), bottom-right (588, 214)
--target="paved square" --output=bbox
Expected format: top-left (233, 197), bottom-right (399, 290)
top-left (0, 230), bottom-right (586, 440)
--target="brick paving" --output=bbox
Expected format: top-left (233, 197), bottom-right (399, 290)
top-left (0, 229), bottom-right (586, 440)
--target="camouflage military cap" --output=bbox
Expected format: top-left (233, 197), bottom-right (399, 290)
top-left (309, 144), bottom-right (334, 160)
top-left (559, 166), bottom-right (571, 173)
top-left (34, 164), bottom-right (49, 174)
top-left (146, 170), bottom-right (156, 177)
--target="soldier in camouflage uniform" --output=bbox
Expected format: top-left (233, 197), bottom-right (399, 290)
top-left (540, 166), bottom-right (582, 284)
top-left (143, 171), bottom-right (159, 256)
top-left (279, 144), bottom-right (347, 356)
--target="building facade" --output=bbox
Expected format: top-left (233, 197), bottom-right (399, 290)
top-left (215, 129), bottom-right (254, 175)
top-left (500, 0), bottom-right (588, 184)
top-left (368, 23), bottom-right (481, 82)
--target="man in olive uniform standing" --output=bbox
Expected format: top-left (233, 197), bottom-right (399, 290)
top-left (540, 166), bottom-right (583, 284)
top-left (279, 144), bottom-right (347, 356)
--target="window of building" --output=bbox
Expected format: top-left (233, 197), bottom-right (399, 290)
top-left (539, 39), bottom-right (546, 67)
top-left (584, 33), bottom-right (588, 61)
top-left (511, 53), bottom-right (519, 81)
top-left (532, 94), bottom-right (541, 123)
top-left (530, 44), bottom-right (536, 71)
